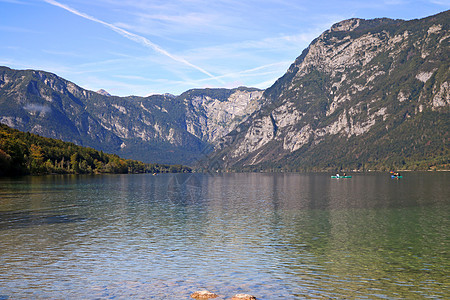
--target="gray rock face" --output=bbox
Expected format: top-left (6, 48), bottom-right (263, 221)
top-left (208, 11), bottom-right (449, 171)
top-left (0, 67), bottom-right (263, 164)
top-left (1, 11), bottom-right (448, 169)
top-left (185, 89), bottom-right (263, 143)
top-left (96, 89), bottom-right (111, 96)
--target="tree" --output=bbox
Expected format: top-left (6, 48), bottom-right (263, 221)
top-left (0, 124), bottom-right (192, 176)
top-left (70, 153), bottom-right (80, 173)
top-left (29, 144), bottom-right (44, 174)
top-left (0, 148), bottom-right (12, 175)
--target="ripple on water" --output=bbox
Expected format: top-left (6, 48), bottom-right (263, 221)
top-left (0, 173), bottom-right (448, 299)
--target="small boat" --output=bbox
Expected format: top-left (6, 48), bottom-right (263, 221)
top-left (390, 171), bottom-right (402, 178)
top-left (331, 175), bottom-right (352, 178)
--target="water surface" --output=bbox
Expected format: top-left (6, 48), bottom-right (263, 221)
top-left (0, 173), bottom-right (448, 299)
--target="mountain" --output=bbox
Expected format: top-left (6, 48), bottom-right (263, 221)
top-left (206, 10), bottom-right (449, 171)
top-left (96, 89), bottom-right (111, 97)
top-left (0, 66), bottom-right (263, 164)
top-left (1, 11), bottom-right (448, 170)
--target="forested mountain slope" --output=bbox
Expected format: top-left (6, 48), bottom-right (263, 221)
top-left (206, 10), bottom-right (449, 171)
top-left (0, 124), bottom-right (191, 176)
top-left (1, 11), bottom-right (448, 171)
top-left (0, 66), bottom-right (262, 164)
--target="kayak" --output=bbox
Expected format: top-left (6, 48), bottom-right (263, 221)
top-left (391, 175), bottom-right (403, 178)
top-left (331, 175), bottom-right (352, 178)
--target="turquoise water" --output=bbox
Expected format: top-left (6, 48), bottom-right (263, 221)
top-left (0, 172), bottom-right (448, 299)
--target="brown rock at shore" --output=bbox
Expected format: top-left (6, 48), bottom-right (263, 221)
top-left (231, 294), bottom-right (257, 300)
top-left (191, 290), bottom-right (219, 299)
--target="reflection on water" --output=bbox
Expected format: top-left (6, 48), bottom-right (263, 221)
top-left (0, 173), bottom-right (448, 299)
top-left (0, 209), bottom-right (85, 230)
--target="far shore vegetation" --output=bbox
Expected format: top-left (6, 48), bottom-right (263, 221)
top-left (1, 123), bottom-right (447, 176)
top-left (0, 124), bottom-right (191, 176)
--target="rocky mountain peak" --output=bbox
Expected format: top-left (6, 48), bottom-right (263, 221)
top-left (330, 18), bottom-right (361, 32)
top-left (96, 89), bottom-right (111, 96)
top-left (0, 11), bottom-right (448, 170)
top-left (206, 10), bottom-right (449, 171)
top-left (0, 65), bottom-right (264, 164)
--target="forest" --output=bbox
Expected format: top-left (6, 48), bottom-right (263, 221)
top-left (0, 124), bottom-right (191, 176)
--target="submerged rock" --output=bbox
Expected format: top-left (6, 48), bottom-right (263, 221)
top-left (191, 290), bottom-right (219, 299)
top-left (231, 294), bottom-right (257, 300)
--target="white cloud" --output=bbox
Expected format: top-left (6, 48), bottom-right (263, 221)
top-left (194, 61), bottom-right (291, 83)
top-left (0, 0), bottom-right (27, 4)
top-left (24, 104), bottom-right (51, 113)
top-left (43, 0), bottom-right (221, 82)
top-left (0, 25), bottom-right (40, 33)
top-left (26, 0), bottom-right (443, 97)
top-left (429, 0), bottom-right (450, 5)
top-left (253, 77), bottom-right (280, 90)
top-left (41, 49), bottom-right (85, 58)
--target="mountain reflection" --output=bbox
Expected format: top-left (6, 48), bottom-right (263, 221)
top-left (0, 173), bottom-right (447, 299)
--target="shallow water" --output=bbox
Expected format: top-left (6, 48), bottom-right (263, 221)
top-left (0, 172), bottom-right (448, 299)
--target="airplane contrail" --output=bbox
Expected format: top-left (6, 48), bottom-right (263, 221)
top-left (43, 0), bottom-right (220, 81)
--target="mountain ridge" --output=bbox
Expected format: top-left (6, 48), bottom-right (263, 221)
top-left (205, 10), bottom-right (449, 171)
top-left (0, 10), bottom-right (449, 170)
top-left (0, 65), bottom-right (263, 164)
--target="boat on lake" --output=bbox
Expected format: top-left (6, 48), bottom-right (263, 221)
top-left (391, 175), bottom-right (403, 178)
top-left (390, 171), bottom-right (402, 179)
top-left (331, 174), bottom-right (352, 178)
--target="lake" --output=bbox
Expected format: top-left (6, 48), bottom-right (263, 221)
top-left (0, 172), bottom-right (448, 299)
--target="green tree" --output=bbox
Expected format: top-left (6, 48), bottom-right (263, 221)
top-left (70, 153), bottom-right (80, 173)
top-left (29, 144), bottom-right (44, 174)
top-left (0, 148), bottom-right (12, 175)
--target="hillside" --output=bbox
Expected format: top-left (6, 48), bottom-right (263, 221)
top-left (206, 10), bottom-right (449, 171)
top-left (0, 11), bottom-right (448, 171)
top-left (0, 67), bottom-right (263, 165)
top-left (0, 123), bottom-right (191, 176)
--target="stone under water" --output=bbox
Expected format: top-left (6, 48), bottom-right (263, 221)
top-left (191, 290), bottom-right (219, 299)
top-left (231, 294), bottom-right (257, 300)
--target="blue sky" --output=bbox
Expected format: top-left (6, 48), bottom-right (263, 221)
top-left (0, 0), bottom-right (448, 96)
